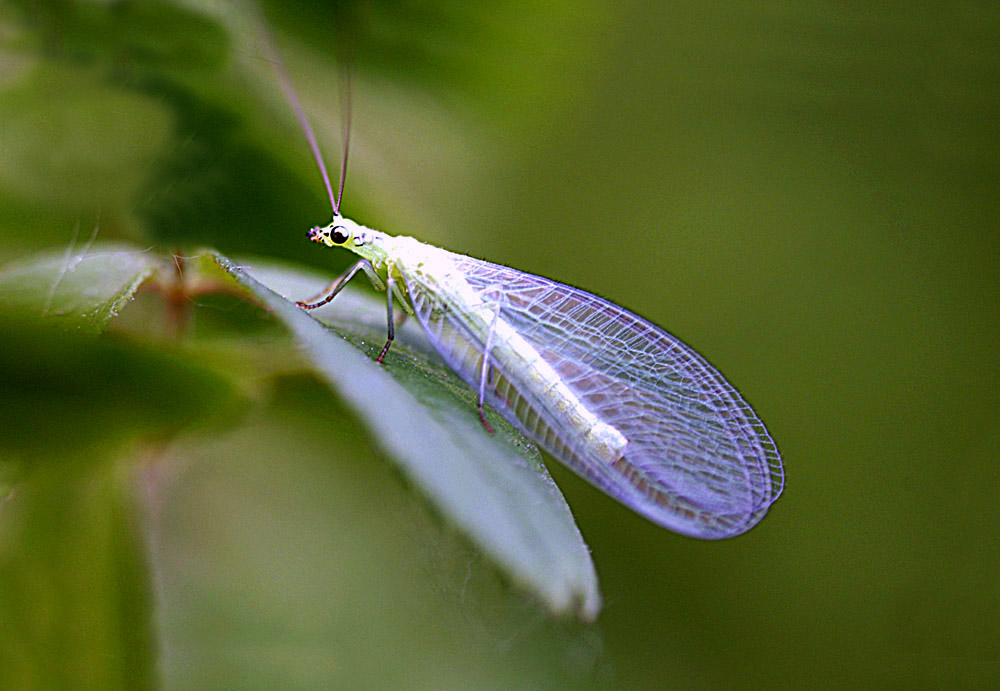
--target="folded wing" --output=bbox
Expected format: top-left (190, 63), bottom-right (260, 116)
top-left (400, 250), bottom-right (783, 539)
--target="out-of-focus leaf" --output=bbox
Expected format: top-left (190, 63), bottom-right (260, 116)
top-left (214, 253), bottom-right (602, 619)
top-left (0, 243), bottom-right (163, 334)
top-left (0, 316), bottom-right (245, 461)
top-left (0, 459), bottom-right (157, 690)
top-left (0, 293), bottom-right (245, 688)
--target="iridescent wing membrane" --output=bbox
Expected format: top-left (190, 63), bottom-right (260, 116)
top-left (400, 249), bottom-right (784, 539)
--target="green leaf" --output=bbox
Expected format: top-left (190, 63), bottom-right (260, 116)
top-left (214, 253), bottom-right (602, 619)
top-left (0, 315), bottom-right (245, 461)
top-left (0, 245), bottom-right (245, 460)
top-left (0, 304), bottom-right (245, 690)
top-left (0, 459), bottom-right (158, 690)
top-left (0, 242), bottom-right (162, 334)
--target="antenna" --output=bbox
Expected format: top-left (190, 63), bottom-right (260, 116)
top-left (335, 64), bottom-right (352, 214)
top-left (252, 10), bottom-right (341, 214)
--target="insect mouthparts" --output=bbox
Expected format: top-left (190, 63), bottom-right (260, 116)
top-left (306, 226), bottom-right (322, 242)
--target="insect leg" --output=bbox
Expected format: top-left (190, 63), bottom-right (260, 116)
top-left (376, 276), bottom-right (396, 364)
top-left (296, 259), bottom-right (381, 309)
top-left (476, 297), bottom-right (502, 434)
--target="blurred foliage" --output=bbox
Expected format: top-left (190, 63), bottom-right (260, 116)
top-left (1, 0), bottom-right (999, 688)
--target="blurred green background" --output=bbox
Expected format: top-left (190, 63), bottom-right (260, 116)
top-left (1, 0), bottom-right (999, 687)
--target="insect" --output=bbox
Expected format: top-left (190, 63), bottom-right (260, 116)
top-left (268, 32), bottom-right (784, 540)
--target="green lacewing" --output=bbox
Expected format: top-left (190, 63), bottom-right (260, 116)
top-left (270, 32), bottom-right (784, 539)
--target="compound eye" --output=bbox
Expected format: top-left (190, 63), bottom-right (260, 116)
top-left (330, 225), bottom-right (350, 244)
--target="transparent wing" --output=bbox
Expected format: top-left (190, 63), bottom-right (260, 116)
top-left (399, 252), bottom-right (783, 539)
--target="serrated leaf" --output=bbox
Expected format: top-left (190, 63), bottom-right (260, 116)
top-left (214, 253), bottom-right (601, 619)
